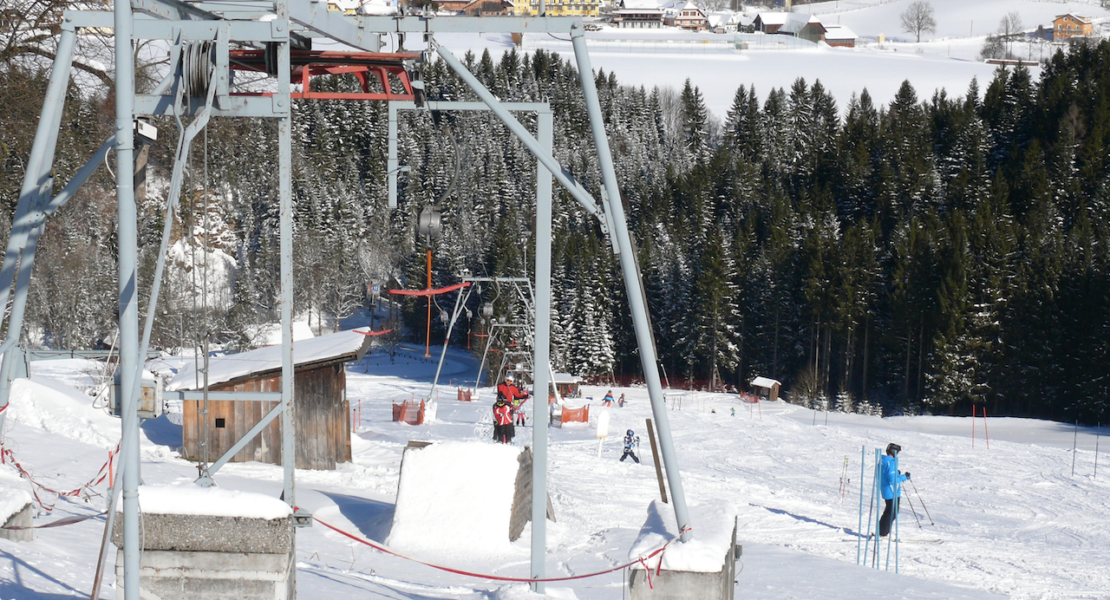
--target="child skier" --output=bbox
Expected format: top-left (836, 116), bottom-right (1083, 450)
top-left (620, 429), bottom-right (640, 463)
top-left (617, 393), bottom-right (626, 407)
top-left (602, 390), bottom-right (614, 407)
top-left (492, 397), bottom-right (513, 444)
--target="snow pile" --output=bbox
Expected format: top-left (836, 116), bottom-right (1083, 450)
top-left (255, 319), bottom-right (316, 346)
top-left (167, 329), bottom-right (368, 391)
top-left (7, 377), bottom-right (118, 448)
top-left (629, 499), bottom-right (737, 572)
top-left (0, 468), bottom-right (32, 524)
top-left (127, 484), bottom-right (292, 519)
top-left (385, 441), bottom-right (522, 560)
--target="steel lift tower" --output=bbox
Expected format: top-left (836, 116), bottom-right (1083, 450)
top-left (0, 0), bottom-right (694, 596)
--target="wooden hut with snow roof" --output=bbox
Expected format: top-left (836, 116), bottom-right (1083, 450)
top-left (169, 329), bottom-right (373, 470)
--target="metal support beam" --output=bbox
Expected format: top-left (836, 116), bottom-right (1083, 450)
top-left (570, 26), bottom-right (692, 542)
top-left (0, 29), bottom-right (77, 435)
top-left (530, 109), bottom-right (553, 592)
top-left (166, 391), bottom-right (284, 401)
top-left (275, 0), bottom-right (297, 518)
top-left (430, 45), bottom-right (613, 240)
top-left (115, 0), bottom-right (142, 596)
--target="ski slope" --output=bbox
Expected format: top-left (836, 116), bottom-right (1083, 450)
top-left (0, 345), bottom-right (1107, 599)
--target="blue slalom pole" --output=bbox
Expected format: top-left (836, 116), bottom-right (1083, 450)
top-left (857, 445), bottom-right (865, 565)
top-left (864, 448), bottom-right (878, 564)
top-left (886, 452), bottom-right (899, 571)
top-left (873, 448), bottom-right (882, 568)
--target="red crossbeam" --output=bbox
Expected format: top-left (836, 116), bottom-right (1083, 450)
top-left (229, 50), bottom-right (421, 101)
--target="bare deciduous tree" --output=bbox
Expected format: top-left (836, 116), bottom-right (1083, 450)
top-left (998, 11), bottom-right (1024, 56)
top-left (900, 1), bottom-right (937, 43)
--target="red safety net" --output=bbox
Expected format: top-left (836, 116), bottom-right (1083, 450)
top-left (457, 389), bottom-right (472, 402)
top-left (392, 400), bottom-right (426, 425)
top-left (388, 282), bottom-right (471, 297)
top-left (561, 405), bottom-right (590, 425)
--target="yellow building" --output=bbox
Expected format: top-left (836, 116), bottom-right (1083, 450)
top-left (1053, 14), bottom-right (1092, 39)
top-left (514, 0), bottom-right (599, 17)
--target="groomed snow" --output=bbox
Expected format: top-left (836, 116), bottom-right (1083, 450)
top-left (1, 344), bottom-right (1107, 599)
top-left (124, 484), bottom-right (293, 520)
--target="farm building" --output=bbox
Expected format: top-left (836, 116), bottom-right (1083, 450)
top-left (168, 329), bottom-right (373, 470)
top-left (823, 23), bottom-right (857, 48)
top-left (750, 376), bottom-right (781, 401)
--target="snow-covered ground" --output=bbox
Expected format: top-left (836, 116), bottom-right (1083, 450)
top-left (425, 0), bottom-right (1109, 119)
top-left (1, 343), bottom-right (1107, 599)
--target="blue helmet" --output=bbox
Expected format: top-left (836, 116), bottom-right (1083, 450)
top-left (627, 429), bottom-right (634, 436)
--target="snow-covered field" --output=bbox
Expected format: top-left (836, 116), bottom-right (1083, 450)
top-left (428, 0), bottom-right (1109, 119)
top-left (1, 344), bottom-right (1107, 599)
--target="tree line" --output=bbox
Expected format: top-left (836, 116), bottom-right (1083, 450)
top-left (1, 40), bottom-right (1108, 423)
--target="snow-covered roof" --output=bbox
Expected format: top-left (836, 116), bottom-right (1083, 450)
top-left (167, 329), bottom-right (372, 391)
top-left (823, 23), bottom-right (857, 40)
top-left (614, 7), bottom-right (664, 14)
top-left (552, 372), bottom-right (582, 384)
top-left (1054, 14), bottom-right (1092, 24)
top-left (621, 0), bottom-right (664, 9)
top-left (756, 12), bottom-right (788, 26)
top-left (750, 376), bottom-right (780, 389)
top-left (779, 13), bottom-right (824, 34)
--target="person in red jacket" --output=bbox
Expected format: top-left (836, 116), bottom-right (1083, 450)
top-left (497, 373), bottom-right (530, 434)
top-left (492, 397), bottom-right (513, 444)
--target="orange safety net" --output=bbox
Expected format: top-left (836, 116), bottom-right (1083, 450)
top-left (392, 400), bottom-right (426, 425)
top-left (457, 389), bottom-right (473, 402)
top-left (561, 405), bottom-right (590, 425)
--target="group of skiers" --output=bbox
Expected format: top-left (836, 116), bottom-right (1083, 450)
top-left (492, 373), bottom-right (530, 444)
top-left (601, 390), bottom-right (626, 407)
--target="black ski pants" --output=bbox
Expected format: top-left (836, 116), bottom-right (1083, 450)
top-left (879, 498), bottom-right (900, 537)
top-left (620, 449), bottom-right (640, 463)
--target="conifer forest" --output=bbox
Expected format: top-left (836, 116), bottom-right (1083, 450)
top-left (2, 41), bottom-right (1109, 424)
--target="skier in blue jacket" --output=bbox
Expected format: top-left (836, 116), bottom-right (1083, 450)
top-left (879, 443), bottom-right (910, 537)
top-left (620, 429), bottom-right (640, 463)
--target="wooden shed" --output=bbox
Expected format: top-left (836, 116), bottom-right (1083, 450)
top-left (169, 330), bottom-right (372, 470)
top-left (750, 376), bottom-right (781, 401)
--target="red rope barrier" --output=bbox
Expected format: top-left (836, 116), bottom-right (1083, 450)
top-left (355, 329), bottom-right (393, 336)
top-left (0, 511), bottom-right (105, 530)
top-left (1, 445), bottom-right (118, 512)
top-left (312, 515), bottom-right (685, 584)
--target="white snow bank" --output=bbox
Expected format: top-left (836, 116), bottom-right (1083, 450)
top-left (629, 499), bottom-right (737, 572)
top-left (7, 377), bottom-right (118, 449)
top-left (124, 484), bottom-right (292, 519)
top-left (0, 468), bottom-right (33, 524)
top-left (385, 441), bottom-right (522, 560)
top-left (167, 329), bottom-right (369, 391)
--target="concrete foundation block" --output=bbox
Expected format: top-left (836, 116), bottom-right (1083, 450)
top-left (114, 549), bottom-right (294, 600)
top-left (0, 503), bottom-right (33, 542)
top-left (629, 564), bottom-right (734, 600)
top-left (113, 512), bottom-right (294, 600)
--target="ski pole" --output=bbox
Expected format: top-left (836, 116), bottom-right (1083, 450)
top-left (910, 476), bottom-right (927, 523)
top-left (902, 486), bottom-right (923, 528)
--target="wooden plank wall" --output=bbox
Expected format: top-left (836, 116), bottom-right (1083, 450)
top-left (182, 362), bottom-right (351, 470)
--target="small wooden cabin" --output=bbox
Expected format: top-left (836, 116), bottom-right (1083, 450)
top-left (750, 376), bottom-right (781, 401)
top-left (552, 372), bottom-right (582, 398)
top-left (170, 330), bottom-right (372, 470)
